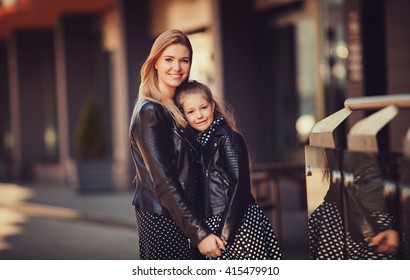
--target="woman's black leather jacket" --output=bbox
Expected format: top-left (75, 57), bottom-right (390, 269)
top-left (129, 100), bottom-right (209, 246)
top-left (200, 122), bottom-right (255, 243)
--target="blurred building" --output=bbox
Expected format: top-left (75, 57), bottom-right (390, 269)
top-left (0, 0), bottom-right (409, 189)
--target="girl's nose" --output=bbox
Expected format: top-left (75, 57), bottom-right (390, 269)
top-left (196, 111), bottom-right (203, 119)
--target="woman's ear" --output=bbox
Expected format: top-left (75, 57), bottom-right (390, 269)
top-left (154, 63), bottom-right (158, 70)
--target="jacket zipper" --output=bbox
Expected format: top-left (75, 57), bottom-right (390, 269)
top-left (205, 169), bottom-right (210, 217)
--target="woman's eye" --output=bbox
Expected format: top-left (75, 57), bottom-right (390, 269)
top-left (165, 58), bottom-right (172, 62)
top-left (181, 59), bottom-right (190, 64)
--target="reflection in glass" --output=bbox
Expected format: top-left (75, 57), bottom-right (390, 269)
top-left (306, 146), bottom-right (345, 259)
top-left (399, 157), bottom-right (410, 259)
top-left (305, 146), bottom-right (340, 217)
top-left (305, 146), bottom-right (401, 259)
top-left (342, 150), bottom-right (399, 260)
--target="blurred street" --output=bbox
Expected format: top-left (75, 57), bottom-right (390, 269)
top-left (0, 181), bottom-right (309, 260)
top-left (0, 183), bottom-right (139, 260)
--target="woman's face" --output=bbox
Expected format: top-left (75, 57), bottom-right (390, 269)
top-left (180, 93), bottom-right (215, 132)
top-left (155, 44), bottom-right (190, 98)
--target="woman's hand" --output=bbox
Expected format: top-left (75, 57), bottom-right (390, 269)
top-left (197, 234), bottom-right (226, 258)
top-left (368, 229), bottom-right (399, 254)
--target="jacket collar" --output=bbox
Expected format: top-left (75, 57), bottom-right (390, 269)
top-left (172, 122), bottom-right (199, 153)
top-left (197, 117), bottom-right (224, 146)
top-left (211, 121), bottom-right (231, 137)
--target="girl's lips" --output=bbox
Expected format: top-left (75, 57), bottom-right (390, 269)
top-left (196, 120), bottom-right (207, 125)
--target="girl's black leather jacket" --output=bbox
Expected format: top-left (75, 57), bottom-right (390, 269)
top-left (129, 100), bottom-right (209, 246)
top-left (200, 122), bottom-right (255, 243)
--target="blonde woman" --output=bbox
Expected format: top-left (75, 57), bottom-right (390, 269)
top-left (129, 30), bottom-right (225, 259)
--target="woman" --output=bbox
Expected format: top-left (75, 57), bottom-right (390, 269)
top-left (129, 30), bottom-right (224, 260)
top-left (175, 81), bottom-right (283, 259)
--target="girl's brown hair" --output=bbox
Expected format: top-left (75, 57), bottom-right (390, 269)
top-left (175, 80), bottom-right (239, 132)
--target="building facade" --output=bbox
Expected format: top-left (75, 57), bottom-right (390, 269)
top-left (0, 0), bottom-right (409, 189)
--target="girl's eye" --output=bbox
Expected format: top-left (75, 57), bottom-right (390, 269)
top-left (165, 58), bottom-right (172, 62)
top-left (181, 59), bottom-right (190, 64)
top-left (186, 111), bottom-right (193, 115)
top-left (201, 106), bottom-right (208, 110)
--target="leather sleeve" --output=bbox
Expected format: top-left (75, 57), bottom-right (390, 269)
top-left (343, 151), bottom-right (396, 239)
top-left (217, 132), bottom-right (252, 243)
top-left (131, 102), bottom-right (209, 246)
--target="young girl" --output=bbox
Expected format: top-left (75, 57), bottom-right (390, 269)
top-left (175, 80), bottom-right (283, 260)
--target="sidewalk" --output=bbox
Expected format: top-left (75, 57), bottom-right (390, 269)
top-left (0, 181), bottom-right (309, 259)
top-left (0, 182), bottom-right (139, 259)
top-left (0, 182), bottom-right (136, 228)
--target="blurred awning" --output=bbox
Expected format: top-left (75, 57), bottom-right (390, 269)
top-left (0, 0), bottom-right (114, 39)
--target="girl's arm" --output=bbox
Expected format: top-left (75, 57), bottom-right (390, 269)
top-left (217, 132), bottom-right (254, 243)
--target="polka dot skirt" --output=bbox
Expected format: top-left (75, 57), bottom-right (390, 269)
top-left (135, 209), bottom-right (198, 260)
top-left (308, 201), bottom-right (397, 260)
top-left (203, 203), bottom-right (283, 260)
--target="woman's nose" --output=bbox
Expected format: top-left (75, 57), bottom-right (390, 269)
top-left (172, 61), bottom-right (181, 70)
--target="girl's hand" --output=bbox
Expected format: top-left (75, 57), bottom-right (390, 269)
top-left (197, 234), bottom-right (226, 258)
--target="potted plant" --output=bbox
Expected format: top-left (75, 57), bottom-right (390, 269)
top-left (73, 95), bottom-right (112, 192)
top-left (74, 95), bottom-right (107, 160)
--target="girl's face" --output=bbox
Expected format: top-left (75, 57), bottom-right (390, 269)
top-left (180, 93), bottom-right (215, 132)
top-left (155, 44), bottom-right (191, 99)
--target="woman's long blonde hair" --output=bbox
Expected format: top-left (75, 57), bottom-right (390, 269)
top-left (130, 29), bottom-right (192, 131)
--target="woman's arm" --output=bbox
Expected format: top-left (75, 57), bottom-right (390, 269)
top-left (132, 103), bottom-right (225, 258)
top-left (132, 102), bottom-right (209, 245)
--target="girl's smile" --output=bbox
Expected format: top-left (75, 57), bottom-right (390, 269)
top-left (180, 93), bottom-right (215, 132)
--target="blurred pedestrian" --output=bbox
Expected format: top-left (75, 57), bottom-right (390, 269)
top-left (129, 30), bottom-right (225, 260)
top-left (175, 80), bottom-right (283, 259)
